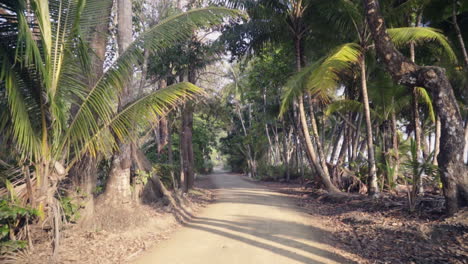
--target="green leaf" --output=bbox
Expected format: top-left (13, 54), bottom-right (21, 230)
top-left (388, 27), bottom-right (457, 63)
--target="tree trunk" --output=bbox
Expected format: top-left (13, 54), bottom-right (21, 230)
top-left (282, 119), bottom-right (290, 181)
top-left (103, 0), bottom-right (133, 203)
top-left (363, 0), bottom-right (467, 214)
top-left (298, 96), bottom-right (339, 192)
top-left (351, 114), bottom-right (363, 162)
top-left (308, 97), bottom-right (332, 178)
top-left (294, 37), bottom-right (339, 192)
top-left (179, 104), bottom-right (193, 192)
top-left (412, 88), bottom-right (425, 193)
top-left (179, 69), bottom-right (195, 192)
top-left (330, 124), bottom-right (344, 164)
top-left (452, 0), bottom-right (468, 67)
top-left (391, 108), bottom-right (400, 183)
top-left (464, 119), bottom-right (468, 165)
top-left (167, 118), bottom-right (177, 189)
top-left (433, 117), bottom-right (441, 166)
top-left (359, 55), bottom-right (379, 196)
top-left (68, 1), bottom-right (110, 222)
top-left (410, 32), bottom-right (425, 194)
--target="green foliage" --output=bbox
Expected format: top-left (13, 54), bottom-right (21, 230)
top-left (0, 0), bottom-right (240, 208)
top-left (280, 43), bottom-right (362, 115)
top-left (58, 197), bottom-right (82, 223)
top-left (388, 27), bottom-right (457, 62)
top-left (152, 164), bottom-right (179, 189)
top-left (0, 197), bottom-right (37, 253)
top-left (402, 140), bottom-right (439, 183)
top-left (192, 115), bottom-right (220, 174)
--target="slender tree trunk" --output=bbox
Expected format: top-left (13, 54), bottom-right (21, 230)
top-left (412, 88), bottom-right (425, 193)
top-left (359, 55), bottom-right (379, 196)
top-left (433, 117), bottom-right (441, 166)
top-left (179, 115), bottom-right (187, 192)
top-left (308, 97), bottom-right (331, 177)
top-left (363, 0), bottom-right (467, 214)
top-left (103, 0), bottom-right (133, 203)
top-left (391, 107), bottom-right (400, 183)
top-left (294, 37), bottom-right (338, 192)
top-left (351, 114), bottom-right (363, 162)
top-left (167, 118), bottom-right (177, 189)
top-left (298, 97), bottom-right (339, 192)
top-left (179, 94), bottom-right (194, 191)
top-left (282, 120), bottom-right (291, 181)
top-left (236, 106), bottom-right (256, 177)
top-left (410, 31), bottom-right (426, 194)
top-left (452, 1), bottom-right (468, 165)
top-left (464, 120), bottom-right (468, 164)
top-left (330, 124), bottom-right (344, 164)
top-left (452, 0), bottom-right (468, 67)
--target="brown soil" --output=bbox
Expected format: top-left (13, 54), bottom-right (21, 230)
top-left (259, 181), bottom-right (468, 264)
top-left (13, 175), bottom-right (215, 264)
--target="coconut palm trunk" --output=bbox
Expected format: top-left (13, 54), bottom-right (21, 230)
top-left (409, 19), bottom-right (426, 193)
top-left (294, 36), bottom-right (339, 192)
top-left (68, 2), bottom-right (111, 223)
top-left (391, 107), bottom-right (400, 182)
top-left (452, 1), bottom-right (468, 165)
top-left (433, 117), bottom-right (441, 166)
top-left (359, 55), bottom-right (379, 196)
top-left (103, 0), bottom-right (133, 203)
top-left (180, 99), bottom-right (195, 191)
top-left (452, 0), bottom-right (468, 67)
top-left (308, 97), bottom-right (332, 179)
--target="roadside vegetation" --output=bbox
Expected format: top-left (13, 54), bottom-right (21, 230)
top-left (0, 0), bottom-right (466, 262)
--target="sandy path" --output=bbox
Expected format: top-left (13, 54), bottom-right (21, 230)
top-left (132, 172), bottom-right (354, 264)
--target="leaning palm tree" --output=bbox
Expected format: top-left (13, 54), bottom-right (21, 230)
top-left (280, 0), bottom-right (455, 196)
top-left (0, 0), bottom-right (239, 242)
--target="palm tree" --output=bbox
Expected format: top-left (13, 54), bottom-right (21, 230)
top-left (0, 0), bottom-right (239, 226)
top-left (281, 0), bottom-right (455, 196)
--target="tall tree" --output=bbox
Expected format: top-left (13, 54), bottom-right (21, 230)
top-left (103, 0), bottom-right (134, 203)
top-left (363, 0), bottom-right (467, 214)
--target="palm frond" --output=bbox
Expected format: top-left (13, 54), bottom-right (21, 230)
top-left (67, 82), bottom-right (204, 167)
top-left (61, 7), bottom-right (242, 161)
top-left (325, 99), bottom-right (382, 120)
top-left (0, 52), bottom-right (41, 160)
top-left (316, 0), bottom-right (363, 35)
top-left (31, 0), bottom-right (52, 57)
top-left (306, 43), bottom-right (362, 100)
top-left (280, 43), bottom-right (362, 116)
top-left (388, 27), bottom-right (457, 62)
top-left (415, 86), bottom-right (435, 123)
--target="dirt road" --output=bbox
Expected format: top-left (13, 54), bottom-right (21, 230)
top-left (133, 172), bottom-right (353, 264)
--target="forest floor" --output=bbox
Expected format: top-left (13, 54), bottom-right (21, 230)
top-left (259, 180), bottom-right (468, 264)
top-left (20, 178), bottom-right (215, 264)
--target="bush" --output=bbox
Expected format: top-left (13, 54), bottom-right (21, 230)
top-left (59, 196), bottom-right (82, 223)
top-left (0, 198), bottom-right (37, 254)
top-left (152, 164), bottom-right (180, 189)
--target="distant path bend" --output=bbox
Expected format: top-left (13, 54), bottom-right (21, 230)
top-left (133, 171), bottom-right (353, 264)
